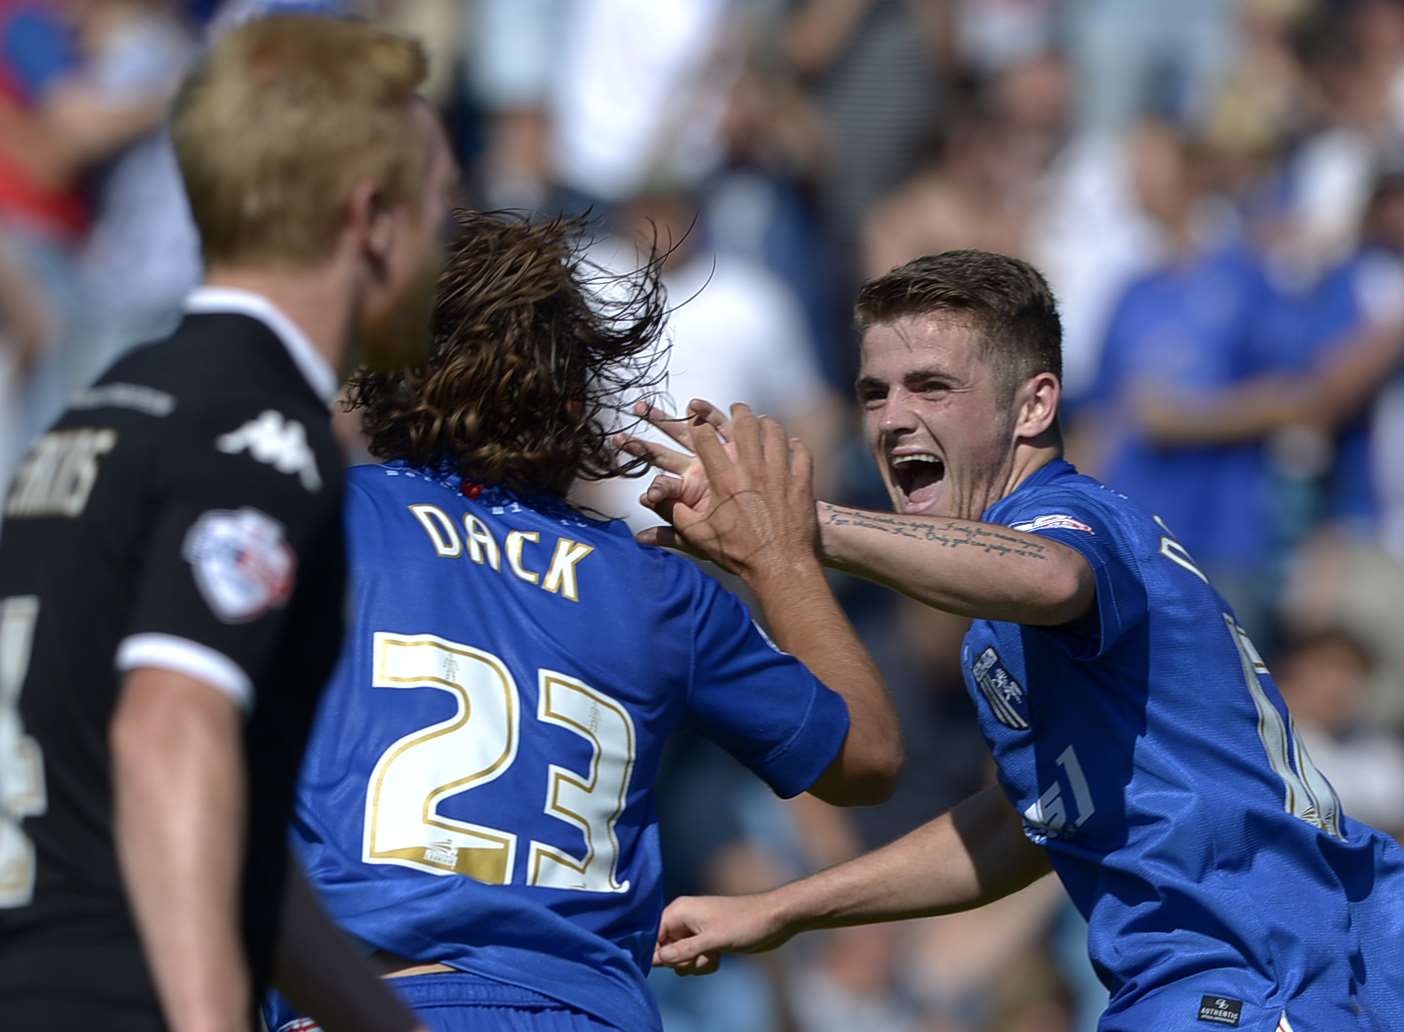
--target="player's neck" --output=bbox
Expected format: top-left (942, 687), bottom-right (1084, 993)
top-left (202, 264), bottom-right (354, 385)
top-left (999, 437), bottom-right (1064, 507)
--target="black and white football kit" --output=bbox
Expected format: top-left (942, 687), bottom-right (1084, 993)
top-left (0, 287), bottom-right (346, 1030)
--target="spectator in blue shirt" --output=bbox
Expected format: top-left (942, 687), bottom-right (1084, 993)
top-left (1121, 169), bottom-right (1404, 559)
top-left (1085, 121), bottom-right (1276, 630)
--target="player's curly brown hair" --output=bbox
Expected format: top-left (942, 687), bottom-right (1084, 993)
top-left (345, 210), bottom-right (669, 497)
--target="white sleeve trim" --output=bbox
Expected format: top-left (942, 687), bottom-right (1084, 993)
top-left (115, 633), bottom-right (253, 711)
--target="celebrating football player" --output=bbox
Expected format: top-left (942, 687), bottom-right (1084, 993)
top-left (634, 250), bottom-right (1404, 1032)
top-left (261, 210), bottom-right (901, 1032)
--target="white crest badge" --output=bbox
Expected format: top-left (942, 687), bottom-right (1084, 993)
top-left (182, 508), bottom-right (296, 623)
top-left (216, 410), bottom-right (322, 492)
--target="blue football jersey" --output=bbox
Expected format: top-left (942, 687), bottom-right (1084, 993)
top-left (966, 460), bottom-right (1404, 1032)
top-left (284, 464), bottom-right (850, 1031)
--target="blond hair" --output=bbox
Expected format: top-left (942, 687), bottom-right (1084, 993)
top-left (172, 16), bottom-right (429, 267)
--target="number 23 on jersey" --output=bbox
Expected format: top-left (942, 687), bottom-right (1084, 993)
top-left (363, 632), bottom-right (637, 894)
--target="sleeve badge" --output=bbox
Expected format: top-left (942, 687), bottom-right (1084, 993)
top-left (182, 507), bottom-right (297, 623)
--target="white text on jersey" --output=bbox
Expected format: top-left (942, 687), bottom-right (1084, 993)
top-left (408, 504), bottom-right (595, 602)
top-left (4, 429), bottom-right (117, 519)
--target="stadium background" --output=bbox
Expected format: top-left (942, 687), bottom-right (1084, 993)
top-left (3, 1), bottom-right (1404, 1029)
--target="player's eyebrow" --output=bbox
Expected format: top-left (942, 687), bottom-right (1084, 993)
top-left (854, 374), bottom-right (886, 397)
top-left (855, 367), bottom-right (957, 396)
top-left (902, 366), bottom-right (958, 389)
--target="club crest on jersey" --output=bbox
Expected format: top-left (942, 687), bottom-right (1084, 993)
top-left (216, 410), bottom-right (321, 492)
top-left (182, 508), bottom-right (296, 623)
top-left (1010, 513), bottom-right (1093, 535)
top-left (972, 647), bottom-right (1030, 730)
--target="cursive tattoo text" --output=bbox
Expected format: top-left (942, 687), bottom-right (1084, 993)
top-left (820, 504), bottom-right (1048, 560)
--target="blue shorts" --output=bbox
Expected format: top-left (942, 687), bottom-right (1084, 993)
top-left (266, 972), bottom-right (620, 1032)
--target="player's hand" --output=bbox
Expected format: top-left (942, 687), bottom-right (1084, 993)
top-left (652, 892), bottom-right (794, 976)
top-left (615, 399), bottom-right (731, 544)
top-left (621, 400), bottom-right (820, 583)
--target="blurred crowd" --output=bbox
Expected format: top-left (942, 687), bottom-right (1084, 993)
top-left (6, 1), bottom-right (1404, 1030)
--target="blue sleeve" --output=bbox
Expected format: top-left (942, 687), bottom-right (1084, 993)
top-left (2, 11), bottom-right (78, 103)
top-left (685, 573), bottom-right (850, 798)
top-left (1001, 494), bottom-right (1148, 660)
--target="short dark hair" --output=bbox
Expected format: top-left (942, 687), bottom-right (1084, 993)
top-left (855, 250), bottom-right (1062, 397)
top-left (346, 210), bottom-right (668, 496)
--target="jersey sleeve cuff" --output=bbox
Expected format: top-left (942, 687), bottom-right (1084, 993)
top-left (115, 633), bottom-right (253, 711)
top-left (755, 681), bottom-right (852, 799)
top-left (1029, 526), bottom-right (1139, 660)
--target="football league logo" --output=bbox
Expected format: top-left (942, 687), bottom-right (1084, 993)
top-left (182, 508), bottom-right (296, 623)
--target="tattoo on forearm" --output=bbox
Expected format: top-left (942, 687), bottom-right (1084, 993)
top-left (821, 505), bottom-right (1048, 560)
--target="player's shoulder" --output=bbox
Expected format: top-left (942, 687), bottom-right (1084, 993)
top-left (990, 461), bottom-right (1111, 517)
top-left (344, 463), bottom-right (644, 550)
top-left (104, 316), bottom-right (329, 417)
top-left (345, 461), bottom-right (461, 503)
top-left (517, 488), bottom-right (723, 610)
top-left (100, 343), bottom-right (341, 509)
top-left (988, 461), bottom-right (1154, 541)
top-left (343, 465), bottom-right (717, 609)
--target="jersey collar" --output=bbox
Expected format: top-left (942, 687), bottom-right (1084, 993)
top-left (183, 285), bottom-right (339, 406)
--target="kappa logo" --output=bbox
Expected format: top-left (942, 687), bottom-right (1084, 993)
top-left (972, 646), bottom-right (1030, 730)
top-left (182, 508), bottom-right (296, 623)
top-left (1010, 513), bottom-right (1094, 535)
top-left (1198, 995), bottom-right (1244, 1026)
top-left (217, 410), bottom-right (321, 492)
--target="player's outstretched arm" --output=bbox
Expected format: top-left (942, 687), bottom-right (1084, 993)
top-left (273, 860), bottom-right (428, 1032)
top-left (630, 402), bottom-right (902, 805)
top-left (815, 501), bottom-right (1094, 626)
top-left (654, 783), bottom-right (1051, 975)
top-left (112, 669), bottom-right (252, 1032)
top-left (627, 399), bottom-right (1093, 627)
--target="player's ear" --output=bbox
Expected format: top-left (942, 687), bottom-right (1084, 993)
top-left (1015, 372), bottom-right (1060, 440)
top-left (348, 179), bottom-right (396, 282)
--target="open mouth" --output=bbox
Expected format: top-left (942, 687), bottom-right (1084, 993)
top-left (890, 453), bottom-right (945, 510)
